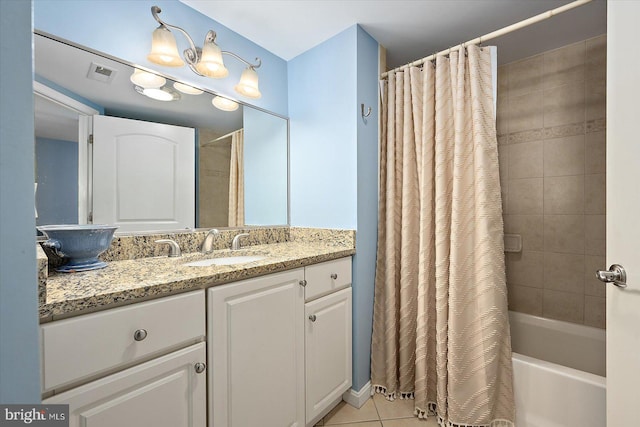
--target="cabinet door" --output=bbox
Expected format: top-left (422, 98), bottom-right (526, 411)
top-left (43, 343), bottom-right (206, 427)
top-left (305, 287), bottom-right (352, 423)
top-left (208, 269), bottom-right (306, 427)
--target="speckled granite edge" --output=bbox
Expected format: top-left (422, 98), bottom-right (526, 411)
top-left (290, 227), bottom-right (356, 247)
top-left (36, 245), bottom-right (48, 311)
top-left (39, 227), bottom-right (356, 320)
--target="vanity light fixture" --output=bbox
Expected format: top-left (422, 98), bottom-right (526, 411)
top-left (212, 96), bottom-right (239, 112)
top-left (173, 82), bottom-right (204, 95)
top-left (133, 85), bottom-right (180, 102)
top-left (148, 5), bottom-right (262, 99)
top-left (130, 68), bottom-right (166, 89)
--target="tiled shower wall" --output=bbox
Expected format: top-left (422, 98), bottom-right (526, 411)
top-left (497, 35), bottom-right (606, 329)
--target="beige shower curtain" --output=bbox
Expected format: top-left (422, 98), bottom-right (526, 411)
top-left (228, 129), bottom-right (244, 227)
top-left (371, 45), bottom-right (514, 427)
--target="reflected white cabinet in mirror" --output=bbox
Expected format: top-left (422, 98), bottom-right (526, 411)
top-left (33, 31), bottom-right (288, 232)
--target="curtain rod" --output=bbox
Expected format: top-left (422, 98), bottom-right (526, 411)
top-left (381, 0), bottom-right (593, 78)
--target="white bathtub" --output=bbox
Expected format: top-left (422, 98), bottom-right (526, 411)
top-left (509, 312), bottom-right (606, 427)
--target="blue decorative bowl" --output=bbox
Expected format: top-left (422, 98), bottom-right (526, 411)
top-left (37, 224), bottom-right (118, 273)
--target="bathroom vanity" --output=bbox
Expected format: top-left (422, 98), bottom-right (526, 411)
top-left (38, 228), bottom-right (354, 427)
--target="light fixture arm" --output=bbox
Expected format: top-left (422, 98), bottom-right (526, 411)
top-left (221, 51), bottom-right (262, 69)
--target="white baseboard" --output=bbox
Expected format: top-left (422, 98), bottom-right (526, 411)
top-left (342, 381), bottom-right (371, 409)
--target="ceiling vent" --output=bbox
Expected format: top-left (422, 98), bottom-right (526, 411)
top-left (86, 62), bottom-right (117, 83)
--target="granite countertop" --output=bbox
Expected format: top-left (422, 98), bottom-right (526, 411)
top-left (40, 240), bottom-right (355, 321)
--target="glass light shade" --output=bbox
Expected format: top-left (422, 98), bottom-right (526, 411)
top-left (147, 26), bottom-right (185, 67)
top-left (234, 67), bottom-right (261, 99)
top-left (212, 96), bottom-right (239, 112)
top-left (173, 82), bottom-right (204, 95)
top-left (195, 40), bottom-right (228, 78)
top-left (130, 69), bottom-right (166, 89)
top-left (142, 88), bottom-right (176, 101)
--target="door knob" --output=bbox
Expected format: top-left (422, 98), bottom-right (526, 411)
top-left (309, 314), bottom-right (317, 322)
top-left (596, 264), bottom-right (628, 288)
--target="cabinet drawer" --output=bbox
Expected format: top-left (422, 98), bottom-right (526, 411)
top-left (41, 290), bottom-right (205, 392)
top-left (304, 257), bottom-right (352, 302)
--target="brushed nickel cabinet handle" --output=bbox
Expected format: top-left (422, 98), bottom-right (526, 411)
top-left (133, 329), bottom-right (148, 341)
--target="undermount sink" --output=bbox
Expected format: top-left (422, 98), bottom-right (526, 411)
top-left (184, 255), bottom-right (266, 267)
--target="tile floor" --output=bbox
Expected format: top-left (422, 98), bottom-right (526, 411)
top-left (315, 394), bottom-right (438, 426)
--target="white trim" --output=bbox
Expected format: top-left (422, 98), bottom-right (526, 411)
top-left (342, 381), bottom-right (371, 409)
top-left (33, 81), bottom-right (99, 116)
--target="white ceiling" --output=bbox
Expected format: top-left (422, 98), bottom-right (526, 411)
top-left (180, 0), bottom-right (606, 68)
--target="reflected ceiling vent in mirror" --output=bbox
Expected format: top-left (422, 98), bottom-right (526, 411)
top-left (147, 5), bottom-right (262, 99)
top-left (173, 82), bottom-right (204, 95)
top-left (87, 62), bottom-right (117, 83)
top-left (130, 69), bottom-right (166, 88)
top-left (212, 96), bottom-right (239, 112)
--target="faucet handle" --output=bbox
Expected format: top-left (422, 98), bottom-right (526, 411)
top-left (155, 239), bottom-right (182, 257)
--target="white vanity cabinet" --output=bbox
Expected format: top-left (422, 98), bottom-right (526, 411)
top-left (207, 257), bottom-right (353, 427)
top-left (208, 268), bottom-right (306, 427)
top-left (42, 290), bottom-right (206, 427)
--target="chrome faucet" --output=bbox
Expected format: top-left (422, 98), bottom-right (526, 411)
top-left (155, 239), bottom-right (181, 257)
top-left (231, 233), bottom-right (249, 250)
top-left (201, 228), bottom-right (220, 253)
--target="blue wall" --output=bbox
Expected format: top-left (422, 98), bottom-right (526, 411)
top-left (352, 27), bottom-right (379, 392)
top-left (288, 25), bottom-right (379, 392)
top-left (33, 0), bottom-right (288, 117)
top-left (243, 108), bottom-right (288, 225)
top-left (288, 26), bottom-right (358, 229)
top-left (35, 137), bottom-right (79, 226)
top-left (0, 0), bottom-right (41, 402)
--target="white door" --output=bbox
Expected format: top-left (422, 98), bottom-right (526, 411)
top-left (305, 287), bottom-right (352, 424)
top-left (92, 115), bottom-right (195, 232)
top-left (208, 269), bottom-right (306, 427)
top-left (43, 343), bottom-right (206, 427)
top-left (606, 2), bottom-right (640, 426)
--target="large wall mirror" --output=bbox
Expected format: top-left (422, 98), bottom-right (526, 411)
top-left (34, 31), bottom-right (289, 233)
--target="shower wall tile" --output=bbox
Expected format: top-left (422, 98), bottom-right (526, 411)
top-left (543, 252), bottom-right (585, 294)
top-left (507, 178), bottom-right (543, 214)
top-left (497, 95), bottom-right (509, 136)
top-left (585, 255), bottom-right (606, 298)
top-left (510, 91), bottom-right (544, 132)
top-left (543, 289), bottom-right (584, 324)
top-left (585, 214), bottom-right (606, 257)
top-left (544, 175), bottom-right (584, 214)
top-left (498, 34), bottom-right (606, 329)
top-left (584, 296), bottom-right (606, 329)
top-left (544, 215), bottom-right (585, 254)
top-left (585, 173), bottom-right (606, 214)
top-left (543, 135), bottom-right (585, 177)
top-left (506, 251), bottom-right (544, 288)
top-left (586, 35), bottom-right (607, 83)
top-left (498, 64), bottom-right (509, 95)
top-left (507, 284), bottom-right (543, 316)
top-left (586, 79), bottom-right (606, 121)
top-left (543, 82), bottom-right (585, 127)
top-left (585, 131), bottom-right (606, 174)
top-left (543, 41), bottom-right (585, 89)
top-left (508, 54), bottom-right (543, 97)
top-left (508, 140), bottom-right (543, 179)
top-left (503, 214), bottom-right (544, 252)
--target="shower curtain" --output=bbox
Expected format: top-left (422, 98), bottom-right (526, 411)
top-left (228, 129), bottom-right (244, 227)
top-left (370, 45), bottom-right (515, 427)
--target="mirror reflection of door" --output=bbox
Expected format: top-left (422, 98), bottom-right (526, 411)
top-left (92, 115), bottom-right (195, 233)
top-left (34, 82), bottom-right (96, 228)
